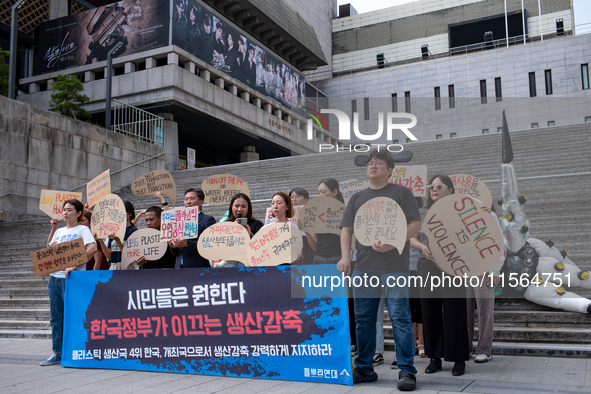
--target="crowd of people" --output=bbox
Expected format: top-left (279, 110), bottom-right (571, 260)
top-left (40, 149), bottom-right (504, 393)
top-left (172, 0), bottom-right (306, 110)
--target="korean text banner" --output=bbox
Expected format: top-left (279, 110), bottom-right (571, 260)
top-left (62, 267), bottom-right (353, 385)
top-left (36, 0), bottom-right (169, 75)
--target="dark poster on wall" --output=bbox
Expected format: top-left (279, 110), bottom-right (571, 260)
top-left (171, 0), bottom-right (306, 112)
top-left (37, 0), bottom-right (169, 75)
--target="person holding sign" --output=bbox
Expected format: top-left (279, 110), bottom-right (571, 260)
top-left (95, 201), bottom-right (138, 268)
top-left (337, 150), bottom-right (421, 391)
top-left (137, 206), bottom-right (176, 269)
top-left (169, 188), bottom-right (216, 268)
top-left (411, 175), bottom-right (469, 377)
top-left (41, 199), bottom-right (97, 366)
top-left (289, 188), bottom-right (315, 265)
top-left (270, 191), bottom-right (293, 224)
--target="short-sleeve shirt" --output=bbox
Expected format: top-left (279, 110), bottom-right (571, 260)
top-left (341, 183), bottom-right (420, 274)
top-left (50, 225), bottom-right (95, 278)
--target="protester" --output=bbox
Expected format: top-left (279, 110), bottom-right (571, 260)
top-left (289, 187), bottom-right (314, 265)
top-left (136, 206), bottom-right (176, 269)
top-left (270, 191), bottom-right (292, 223)
top-left (169, 188), bottom-right (216, 268)
top-left (337, 150), bottom-right (421, 391)
top-left (412, 175), bottom-right (470, 376)
top-left (467, 205), bottom-right (505, 363)
top-left (95, 201), bottom-right (138, 268)
top-left (41, 199), bottom-right (97, 366)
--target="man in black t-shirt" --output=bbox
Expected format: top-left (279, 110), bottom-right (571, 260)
top-left (338, 150), bottom-right (421, 391)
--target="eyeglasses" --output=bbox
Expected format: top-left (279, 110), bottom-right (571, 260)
top-left (428, 184), bottom-right (445, 191)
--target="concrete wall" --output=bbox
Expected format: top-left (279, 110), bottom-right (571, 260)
top-left (0, 96), bottom-right (164, 221)
top-left (314, 34), bottom-right (591, 145)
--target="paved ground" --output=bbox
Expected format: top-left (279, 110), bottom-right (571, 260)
top-left (1, 338), bottom-right (591, 393)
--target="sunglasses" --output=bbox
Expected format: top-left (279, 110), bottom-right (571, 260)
top-left (428, 184), bottom-right (445, 191)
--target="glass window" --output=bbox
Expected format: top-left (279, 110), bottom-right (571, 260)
top-left (480, 80), bottom-right (487, 104)
top-left (529, 72), bottom-right (536, 97)
top-left (406, 138), bottom-right (412, 143)
top-left (450, 133), bottom-right (457, 138)
top-left (482, 129), bottom-right (489, 134)
top-left (448, 84), bottom-right (455, 109)
top-left (434, 87), bottom-right (441, 110)
top-left (391, 93), bottom-right (398, 112)
top-left (495, 77), bottom-right (502, 102)
top-left (393, 139), bottom-right (399, 144)
top-left (545, 70), bottom-right (553, 95)
top-left (531, 123), bottom-right (539, 128)
top-left (436, 134), bottom-right (442, 140)
top-left (497, 127), bottom-right (503, 133)
top-left (582, 64), bottom-right (589, 90)
top-left (548, 121), bottom-right (555, 127)
top-left (351, 100), bottom-right (357, 120)
top-left (405, 91), bottom-right (411, 113)
top-left (364, 98), bottom-right (370, 120)
top-left (585, 116), bottom-right (591, 123)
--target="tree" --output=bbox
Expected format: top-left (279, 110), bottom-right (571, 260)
top-left (0, 47), bottom-right (9, 97)
top-left (49, 74), bottom-right (91, 121)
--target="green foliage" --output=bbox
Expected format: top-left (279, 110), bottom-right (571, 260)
top-left (0, 47), bottom-right (9, 97)
top-left (49, 74), bottom-right (91, 121)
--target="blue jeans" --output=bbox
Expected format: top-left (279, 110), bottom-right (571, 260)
top-left (352, 270), bottom-right (417, 375)
top-left (48, 276), bottom-right (66, 356)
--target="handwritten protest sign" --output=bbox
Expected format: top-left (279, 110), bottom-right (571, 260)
top-left (264, 205), bottom-right (304, 226)
top-left (90, 194), bottom-right (126, 242)
top-left (39, 190), bottom-right (83, 219)
top-left (30, 238), bottom-right (87, 277)
top-left (202, 174), bottom-right (250, 206)
top-left (450, 174), bottom-right (493, 209)
top-left (131, 169), bottom-right (177, 207)
top-left (340, 179), bottom-right (369, 206)
top-left (300, 197), bottom-right (345, 235)
top-left (353, 197), bottom-right (407, 252)
top-left (389, 165), bottom-right (427, 197)
top-left (87, 169), bottom-right (111, 208)
top-left (121, 228), bottom-right (167, 269)
top-left (424, 194), bottom-right (503, 277)
top-left (197, 222), bottom-right (249, 262)
top-left (160, 207), bottom-right (200, 241)
top-left (247, 222), bottom-right (303, 267)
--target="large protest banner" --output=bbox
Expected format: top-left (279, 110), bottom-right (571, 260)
top-left (62, 267), bottom-right (353, 385)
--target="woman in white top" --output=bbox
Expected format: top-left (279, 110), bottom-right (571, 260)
top-left (41, 199), bottom-right (97, 367)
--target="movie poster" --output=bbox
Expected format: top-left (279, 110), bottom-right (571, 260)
top-left (171, 0), bottom-right (306, 112)
top-left (37, 0), bottom-right (169, 74)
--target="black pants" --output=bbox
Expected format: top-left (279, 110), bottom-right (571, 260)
top-left (418, 257), bottom-right (469, 362)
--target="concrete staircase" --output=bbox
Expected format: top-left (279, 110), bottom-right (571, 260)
top-left (1, 122), bottom-right (590, 352)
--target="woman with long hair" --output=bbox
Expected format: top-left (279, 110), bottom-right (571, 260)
top-left (96, 200), bottom-right (138, 267)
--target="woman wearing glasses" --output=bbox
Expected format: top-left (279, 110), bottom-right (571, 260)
top-left (410, 175), bottom-right (469, 377)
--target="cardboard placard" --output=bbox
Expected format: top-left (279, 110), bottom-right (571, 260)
top-left (30, 238), bottom-right (87, 277)
top-left (300, 197), bottom-right (346, 235)
top-left (197, 222), bottom-right (249, 262)
top-left (389, 165), bottom-right (428, 197)
top-left (201, 174), bottom-right (250, 206)
top-left (160, 207), bottom-right (200, 241)
top-left (131, 169), bottom-right (177, 208)
top-left (90, 194), bottom-right (126, 242)
top-left (39, 190), bottom-right (83, 219)
top-left (246, 222), bottom-right (303, 267)
top-left (264, 205), bottom-right (304, 226)
top-left (340, 179), bottom-right (369, 206)
top-left (424, 194), bottom-right (503, 277)
top-left (87, 169), bottom-right (111, 208)
top-left (450, 174), bottom-right (493, 209)
top-left (353, 197), bottom-right (407, 252)
top-left (121, 228), bottom-right (168, 270)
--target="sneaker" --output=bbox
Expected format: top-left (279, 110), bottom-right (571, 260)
top-left (352, 366), bottom-right (378, 384)
top-left (351, 345), bottom-right (358, 357)
top-left (390, 354), bottom-right (398, 369)
top-left (397, 371), bottom-right (417, 391)
top-left (474, 354), bottom-right (492, 363)
top-left (373, 353), bottom-right (384, 366)
top-left (40, 354), bottom-right (61, 366)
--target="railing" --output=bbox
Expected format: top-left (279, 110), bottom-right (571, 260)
top-left (111, 99), bottom-right (164, 147)
top-left (324, 21), bottom-right (591, 78)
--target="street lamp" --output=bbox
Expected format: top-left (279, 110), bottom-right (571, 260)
top-left (105, 41), bottom-right (124, 130)
top-left (8, 0), bottom-right (27, 99)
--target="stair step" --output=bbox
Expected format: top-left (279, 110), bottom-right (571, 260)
top-left (0, 329), bottom-right (52, 339)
